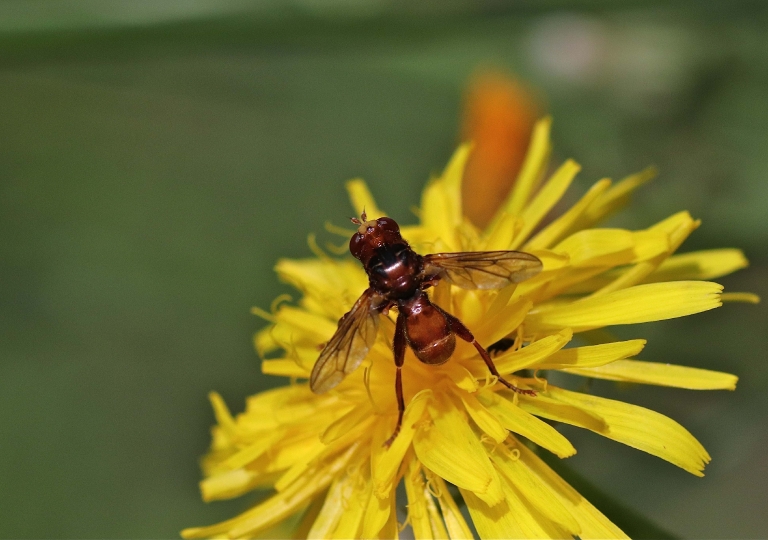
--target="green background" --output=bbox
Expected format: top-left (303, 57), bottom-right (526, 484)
top-left (1, 2), bottom-right (766, 538)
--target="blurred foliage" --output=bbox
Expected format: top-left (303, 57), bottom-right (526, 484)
top-left (0, 2), bottom-right (766, 538)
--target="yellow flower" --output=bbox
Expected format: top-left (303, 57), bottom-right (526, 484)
top-left (183, 118), bottom-right (756, 539)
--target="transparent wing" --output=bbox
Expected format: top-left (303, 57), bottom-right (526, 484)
top-left (309, 288), bottom-right (381, 394)
top-left (422, 250), bottom-right (542, 290)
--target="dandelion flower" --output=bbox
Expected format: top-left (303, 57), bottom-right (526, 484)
top-left (183, 118), bottom-right (755, 539)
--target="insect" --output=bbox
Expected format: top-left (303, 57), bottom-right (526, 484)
top-left (310, 213), bottom-right (543, 447)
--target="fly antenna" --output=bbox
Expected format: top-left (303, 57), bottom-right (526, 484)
top-left (350, 208), bottom-right (367, 226)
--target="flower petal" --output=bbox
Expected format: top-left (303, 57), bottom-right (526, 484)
top-left (485, 328), bottom-right (572, 376)
top-left (371, 389), bottom-right (431, 498)
top-left (563, 359), bottom-right (738, 390)
top-left (429, 474), bottom-right (474, 540)
top-left (527, 281), bottom-right (723, 333)
top-left (330, 463), bottom-right (371, 539)
top-left (516, 442), bottom-right (628, 539)
top-left (648, 249), bottom-right (749, 282)
top-left (308, 474), bottom-right (347, 538)
top-left (262, 358), bottom-right (309, 377)
top-left (501, 117), bottom-right (552, 217)
top-left (460, 488), bottom-right (526, 539)
top-left (478, 390), bottom-right (576, 458)
top-left (536, 339), bottom-right (646, 369)
top-left (511, 159), bottom-right (581, 249)
top-left (495, 460), bottom-right (576, 538)
top-left (524, 178), bottom-right (612, 250)
top-left (580, 166), bottom-right (656, 226)
top-left (182, 444), bottom-right (358, 539)
top-left (491, 441), bottom-right (581, 535)
top-left (413, 394), bottom-right (504, 506)
top-left (471, 297), bottom-right (532, 347)
top-left (404, 457), bottom-right (435, 540)
top-left (347, 178), bottom-right (386, 219)
top-left (321, 403), bottom-right (374, 444)
top-left (420, 145), bottom-right (471, 249)
top-left (554, 229), bottom-right (632, 266)
top-left (460, 392), bottom-right (509, 444)
top-left (544, 386), bottom-right (711, 476)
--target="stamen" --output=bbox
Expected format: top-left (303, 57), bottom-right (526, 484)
top-left (721, 292), bottom-right (760, 304)
top-left (270, 294), bottom-right (293, 314)
top-left (363, 366), bottom-right (384, 414)
top-left (250, 306), bottom-right (275, 323)
top-left (324, 241), bottom-right (348, 255)
top-left (423, 470), bottom-right (442, 498)
top-left (307, 233), bottom-right (328, 259)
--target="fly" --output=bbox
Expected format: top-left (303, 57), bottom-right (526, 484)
top-left (309, 213), bottom-right (543, 447)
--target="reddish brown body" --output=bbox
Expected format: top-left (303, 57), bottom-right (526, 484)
top-left (310, 213), bottom-right (543, 447)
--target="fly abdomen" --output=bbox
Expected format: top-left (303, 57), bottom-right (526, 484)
top-left (400, 292), bottom-right (455, 365)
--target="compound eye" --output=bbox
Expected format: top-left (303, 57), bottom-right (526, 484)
top-left (376, 217), bottom-right (399, 232)
top-left (349, 233), bottom-right (365, 259)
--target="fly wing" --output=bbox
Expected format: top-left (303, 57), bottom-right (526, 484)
top-left (422, 250), bottom-right (542, 290)
top-left (309, 288), bottom-right (382, 394)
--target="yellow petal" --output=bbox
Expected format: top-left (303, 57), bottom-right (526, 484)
top-left (459, 392), bottom-right (509, 444)
top-left (425, 486), bottom-right (450, 540)
top-left (492, 442), bottom-right (581, 535)
top-left (485, 328), bottom-right (573, 376)
top-left (478, 390), bottom-right (576, 458)
top-left (545, 386), bottom-right (711, 476)
top-left (412, 395), bottom-right (504, 506)
top-left (495, 461), bottom-right (575, 538)
top-left (261, 358), bottom-right (308, 377)
top-left (536, 339), bottom-right (646, 369)
top-left (517, 393), bottom-right (607, 433)
top-left (216, 428), bottom-right (284, 473)
top-left (208, 391), bottom-right (236, 434)
top-left (460, 488), bottom-right (526, 539)
top-left (371, 389), bottom-right (431, 498)
top-left (480, 212), bottom-right (521, 251)
top-left (648, 249), bottom-right (749, 282)
top-left (580, 166), bottom-right (656, 227)
top-left (527, 281), bottom-right (723, 333)
top-left (377, 493), bottom-right (399, 540)
top-left (430, 475), bottom-right (474, 539)
top-left (516, 443), bottom-right (628, 539)
top-left (404, 458), bottom-right (434, 540)
top-left (347, 178), bottom-right (386, 219)
top-left (182, 444), bottom-right (358, 539)
top-left (420, 145), bottom-right (472, 248)
top-left (511, 159), bottom-right (581, 249)
top-left (524, 178), bottom-right (612, 250)
top-left (554, 229), bottom-right (631, 266)
top-left (330, 463), bottom-right (370, 539)
top-left (272, 305), bottom-right (338, 346)
top-left (362, 485), bottom-right (393, 539)
top-left (308, 475), bottom-right (347, 538)
top-left (199, 468), bottom-right (257, 502)
top-left (502, 116), bottom-right (552, 217)
top-left (321, 403), bottom-right (374, 444)
top-left (471, 297), bottom-right (532, 348)
top-left (648, 210), bottom-right (699, 249)
top-left (563, 359), bottom-right (738, 390)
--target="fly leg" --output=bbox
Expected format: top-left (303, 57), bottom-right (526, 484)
top-left (439, 308), bottom-right (535, 396)
top-left (384, 309), bottom-right (407, 448)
